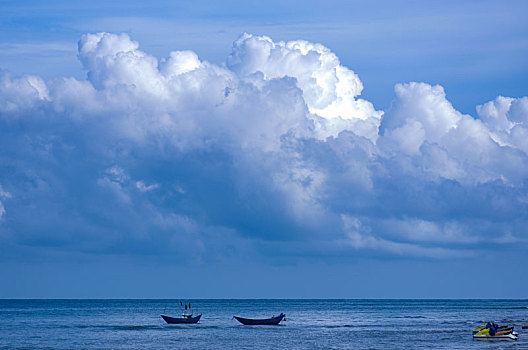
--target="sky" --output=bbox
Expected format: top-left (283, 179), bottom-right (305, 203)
top-left (0, 0), bottom-right (527, 298)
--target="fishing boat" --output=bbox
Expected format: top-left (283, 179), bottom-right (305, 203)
top-left (161, 301), bottom-right (201, 324)
top-left (233, 313), bottom-right (285, 325)
top-left (160, 314), bottom-right (202, 324)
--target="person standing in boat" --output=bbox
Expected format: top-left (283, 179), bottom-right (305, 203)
top-left (183, 303), bottom-right (193, 318)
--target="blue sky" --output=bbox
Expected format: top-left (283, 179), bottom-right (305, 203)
top-left (0, 0), bottom-right (527, 298)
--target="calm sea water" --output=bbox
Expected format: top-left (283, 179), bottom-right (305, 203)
top-left (1, 299), bottom-right (527, 349)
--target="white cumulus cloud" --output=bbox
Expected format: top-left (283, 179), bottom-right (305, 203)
top-left (227, 33), bottom-right (383, 141)
top-left (0, 184), bottom-right (11, 220)
top-left (379, 82), bottom-right (528, 185)
top-left (0, 32), bottom-right (527, 261)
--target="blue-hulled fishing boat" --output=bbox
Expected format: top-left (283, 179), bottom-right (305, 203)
top-left (233, 313), bottom-right (285, 325)
top-left (160, 314), bottom-right (202, 324)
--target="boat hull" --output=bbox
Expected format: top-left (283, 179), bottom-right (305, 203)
top-left (473, 333), bottom-right (518, 341)
top-left (234, 314), bottom-right (285, 325)
top-left (160, 314), bottom-right (202, 324)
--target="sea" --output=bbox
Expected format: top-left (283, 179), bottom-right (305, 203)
top-left (1, 299), bottom-right (527, 349)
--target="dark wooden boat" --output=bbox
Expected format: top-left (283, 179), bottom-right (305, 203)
top-left (160, 314), bottom-right (202, 324)
top-left (233, 313), bottom-right (285, 325)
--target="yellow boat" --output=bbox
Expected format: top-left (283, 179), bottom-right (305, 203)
top-left (473, 325), bottom-right (518, 341)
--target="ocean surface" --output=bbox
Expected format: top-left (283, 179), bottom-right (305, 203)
top-left (1, 299), bottom-right (527, 349)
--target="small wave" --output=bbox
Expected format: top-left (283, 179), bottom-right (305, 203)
top-left (475, 306), bottom-right (528, 310)
top-left (111, 325), bottom-right (162, 331)
top-left (162, 325), bottom-right (222, 329)
top-left (74, 325), bottom-right (162, 331)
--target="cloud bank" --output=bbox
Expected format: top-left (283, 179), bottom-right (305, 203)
top-left (0, 32), bottom-right (527, 263)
